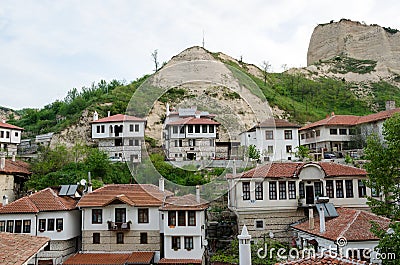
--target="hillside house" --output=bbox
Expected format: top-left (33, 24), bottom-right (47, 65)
top-left (0, 157), bottom-right (31, 202)
top-left (0, 187), bottom-right (81, 264)
top-left (240, 118), bottom-right (300, 162)
top-left (0, 120), bottom-right (23, 156)
top-left (227, 162), bottom-right (372, 241)
top-left (90, 112), bottom-right (146, 163)
top-left (163, 105), bottom-right (220, 161)
top-left (299, 102), bottom-right (400, 154)
top-left (74, 182), bottom-right (208, 264)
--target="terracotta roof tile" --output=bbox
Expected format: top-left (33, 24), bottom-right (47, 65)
top-left (292, 207), bottom-right (390, 242)
top-left (227, 162), bottom-right (366, 179)
top-left (276, 254), bottom-right (368, 264)
top-left (259, 118), bottom-right (301, 128)
top-left (0, 188), bottom-right (78, 213)
top-left (161, 194), bottom-right (208, 210)
top-left (0, 232), bottom-right (49, 265)
top-left (0, 159), bottom-right (31, 175)
top-left (63, 252), bottom-right (155, 265)
top-left (158, 258), bottom-right (202, 264)
top-left (91, 114), bottom-right (146, 123)
top-left (167, 117), bottom-right (220, 125)
top-left (77, 184), bottom-right (173, 208)
top-left (0, 121), bottom-right (23, 130)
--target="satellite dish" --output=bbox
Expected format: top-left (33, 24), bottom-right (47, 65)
top-left (80, 179), bottom-right (87, 186)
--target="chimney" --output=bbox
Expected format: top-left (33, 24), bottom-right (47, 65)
top-left (12, 154), bottom-right (16, 162)
top-left (319, 206), bottom-right (326, 233)
top-left (166, 103), bottom-right (170, 116)
top-left (309, 207), bottom-right (315, 230)
top-left (1, 119), bottom-right (5, 123)
top-left (93, 111), bottom-right (99, 121)
top-left (196, 185), bottom-right (201, 203)
top-left (2, 195), bottom-right (8, 206)
top-left (107, 111), bottom-right (111, 117)
top-left (331, 112), bottom-right (335, 117)
top-left (159, 177), bottom-right (165, 192)
top-left (0, 156), bottom-right (5, 170)
top-left (87, 172), bottom-right (93, 193)
top-left (386, 100), bottom-right (396, 111)
top-left (232, 160), bottom-right (237, 177)
top-left (238, 225), bottom-right (252, 265)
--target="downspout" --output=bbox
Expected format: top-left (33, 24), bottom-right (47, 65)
top-left (81, 207), bottom-right (84, 253)
top-left (35, 213), bottom-right (38, 265)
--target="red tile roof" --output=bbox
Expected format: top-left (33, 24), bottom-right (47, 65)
top-left (0, 188), bottom-right (78, 213)
top-left (300, 108), bottom-right (400, 131)
top-left (227, 162), bottom-right (366, 179)
top-left (167, 117), bottom-right (220, 125)
top-left (63, 252), bottom-right (155, 265)
top-left (259, 118), bottom-right (301, 128)
top-left (0, 232), bottom-right (49, 265)
top-left (276, 254), bottom-right (368, 265)
top-left (158, 258), bottom-right (202, 264)
top-left (0, 159), bottom-right (31, 175)
top-left (91, 114), bottom-right (146, 123)
top-left (0, 121), bottom-right (23, 130)
top-left (77, 184), bottom-right (174, 208)
top-left (160, 194), bottom-right (208, 210)
top-left (292, 207), bottom-right (390, 242)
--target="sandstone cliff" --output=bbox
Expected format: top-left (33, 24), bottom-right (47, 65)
top-left (307, 19), bottom-right (400, 75)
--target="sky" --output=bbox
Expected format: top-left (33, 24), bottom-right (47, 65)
top-left (1, 0), bottom-right (399, 110)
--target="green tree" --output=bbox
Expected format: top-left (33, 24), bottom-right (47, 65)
top-left (247, 145), bottom-right (260, 161)
top-left (295, 145), bottom-right (310, 160)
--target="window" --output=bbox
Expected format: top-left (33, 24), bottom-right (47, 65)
top-left (173, 126), bottom-right (178, 134)
top-left (14, 220), bottom-right (22, 233)
top-left (288, 181), bottom-right (296, 199)
top-left (339, 129), bottom-right (347, 135)
top-left (140, 232), bottom-right (148, 244)
top-left (242, 182), bottom-right (250, 200)
top-left (168, 211), bottom-right (176, 226)
top-left (172, 236), bottom-right (181, 250)
top-left (134, 139), bottom-right (140, 146)
top-left (345, 180), bottom-right (354, 198)
top-left (195, 125), bottom-right (200, 133)
top-left (115, 138), bottom-right (123, 146)
top-left (279, 182), bottom-right (287, 200)
top-left (110, 125), bottom-right (113, 133)
top-left (189, 139), bottom-right (196, 146)
top-left (117, 232), bottom-right (124, 244)
top-left (299, 182), bottom-right (305, 198)
top-left (179, 126), bottom-right (185, 134)
top-left (371, 187), bottom-right (380, 197)
top-left (23, 220), bottom-right (31, 233)
top-left (358, 180), bottom-right (366, 198)
top-left (130, 124), bottom-right (134, 132)
top-left (188, 211), bottom-right (196, 226)
top-left (202, 125), bottom-right (207, 133)
top-left (101, 125), bottom-right (105, 133)
top-left (316, 130), bottom-right (320, 137)
top-left (38, 219), bottom-right (46, 231)
top-left (330, 128), bottom-right (337, 135)
top-left (93, 233), bottom-right (100, 244)
top-left (184, 237), bottom-right (193, 250)
top-left (56, 219), bottom-right (63, 231)
top-left (267, 145), bottom-right (273, 154)
top-left (284, 130), bottom-right (293, 139)
top-left (179, 139), bottom-right (183, 147)
top-left (286, 145), bottom-right (292, 153)
top-left (47, 219), bottom-right (55, 231)
top-left (269, 182), bottom-right (277, 200)
top-left (178, 211), bottom-right (186, 226)
top-left (265, 130), bottom-right (273, 140)
top-left (92, 209), bottom-right (102, 224)
top-left (336, 180), bottom-right (344, 198)
top-left (255, 182), bottom-right (263, 200)
top-left (135, 124), bottom-right (139, 132)
top-left (115, 208), bottom-right (126, 223)
top-left (188, 125), bottom-right (193, 133)
top-left (209, 139), bottom-right (214, 146)
top-left (326, 180), bottom-right (334, 198)
top-left (6, 131), bottom-right (9, 138)
top-left (138, 209), bottom-right (149, 223)
top-left (301, 134), bottom-right (305, 140)
top-left (255, 220), bottom-right (264, 229)
top-left (209, 125), bottom-right (214, 133)
top-left (96, 125), bottom-right (101, 133)
top-left (0, 221), bottom-right (5, 232)
top-left (314, 182), bottom-right (322, 197)
top-left (44, 242), bottom-right (50, 251)
top-left (129, 139), bottom-right (133, 146)
top-left (15, 132), bottom-right (18, 137)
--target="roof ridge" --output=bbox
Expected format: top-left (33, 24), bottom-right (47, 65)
top-left (339, 209), bottom-right (361, 238)
top-left (48, 187), bottom-right (69, 210)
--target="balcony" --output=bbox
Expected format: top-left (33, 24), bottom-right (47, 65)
top-left (107, 221), bottom-right (131, 231)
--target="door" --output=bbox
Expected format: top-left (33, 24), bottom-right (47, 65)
top-left (305, 186), bottom-right (314, 204)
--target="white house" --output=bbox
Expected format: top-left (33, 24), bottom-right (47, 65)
top-left (291, 207), bottom-right (390, 264)
top-left (74, 182), bottom-right (209, 265)
top-left (0, 120), bottom-right (23, 156)
top-left (227, 162), bottom-right (372, 241)
top-left (299, 103), bottom-right (400, 154)
top-left (0, 187), bottom-right (81, 265)
top-left (163, 106), bottom-right (220, 161)
top-left (240, 118), bottom-right (300, 162)
top-left (90, 112), bottom-right (146, 163)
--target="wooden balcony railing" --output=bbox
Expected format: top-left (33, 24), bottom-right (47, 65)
top-left (107, 221), bottom-right (131, 231)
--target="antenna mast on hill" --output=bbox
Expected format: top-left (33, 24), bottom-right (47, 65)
top-left (202, 30), bottom-right (205, 48)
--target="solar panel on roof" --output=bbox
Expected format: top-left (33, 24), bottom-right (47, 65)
top-left (316, 203), bottom-right (339, 218)
top-left (66, 184), bottom-right (78, 196)
top-left (59, 185), bottom-right (69, 196)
